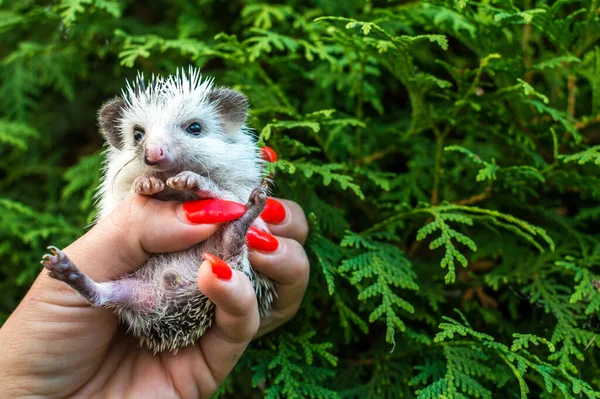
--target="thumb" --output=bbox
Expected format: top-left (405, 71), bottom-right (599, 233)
top-left (65, 196), bottom-right (246, 281)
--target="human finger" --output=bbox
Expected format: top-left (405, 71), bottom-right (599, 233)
top-left (196, 254), bottom-right (260, 385)
top-left (260, 198), bottom-right (308, 245)
top-left (247, 235), bottom-right (310, 336)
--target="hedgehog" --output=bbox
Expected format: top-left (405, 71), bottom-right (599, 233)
top-left (40, 67), bottom-right (276, 353)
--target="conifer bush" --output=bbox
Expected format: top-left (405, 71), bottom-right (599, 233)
top-left (2, 0), bottom-right (600, 397)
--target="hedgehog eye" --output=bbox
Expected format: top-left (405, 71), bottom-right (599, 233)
top-left (133, 126), bottom-right (145, 142)
top-left (185, 122), bottom-right (202, 136)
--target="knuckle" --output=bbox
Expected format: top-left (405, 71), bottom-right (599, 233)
top-left (295, 257), bottom-right (310, 283)
top-left (286, 240), bottom-right (310, 281)
top-left (236, 317), bottom-right (259, 343)
top-left (297, 220), bottom-right (309, 244)
top-left (232, 277), bottom-right (261, 338)
top-left (247, 312), bottom-right (261, 338)
top-left (285, 200), bottom-right (309, 241)
top-left (237, 273), bottom-right (260, 312)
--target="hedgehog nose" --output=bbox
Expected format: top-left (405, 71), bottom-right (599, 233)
top-left (144, 143), bottom-right (167, 165)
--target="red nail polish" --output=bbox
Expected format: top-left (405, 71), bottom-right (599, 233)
top-left (203, 252), bottom-right (232, 280)
top-left (247, 227), bottom-right (279, 252)
top-left (260, 146), bottom-right (278, 163)
top-left (261, 198), bottom-right (286, 224)
top-left (183, 199), bottom-right (246, 224)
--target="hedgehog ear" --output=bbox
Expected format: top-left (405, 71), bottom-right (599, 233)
top-left (208, 88), bottom-right (249, 134)
top-left (98, 97), bottom-right (126, 149)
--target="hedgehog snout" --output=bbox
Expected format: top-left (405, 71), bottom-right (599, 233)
top-left (144, 142), bottom-right (170, 166)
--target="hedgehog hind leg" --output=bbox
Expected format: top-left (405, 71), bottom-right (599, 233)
top-left (42, 246), bottom-right (104, 304)
top-left (221, 183), bottom-right (268, 262)
top-left (42, 246), bottom-right (156, 310)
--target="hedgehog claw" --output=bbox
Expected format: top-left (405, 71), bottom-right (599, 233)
top-left (42, 254), bottom-right (57, 268)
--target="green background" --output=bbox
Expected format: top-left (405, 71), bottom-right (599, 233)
top-left (1, 0), bottom-right (600, 397)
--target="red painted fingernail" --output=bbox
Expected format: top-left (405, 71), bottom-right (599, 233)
top-left (247, 227), bottom-right (279, 252)
top-left (261, 198), bottom-right (286, 224)
top-left (183, 199), bottom-right (246, 224)
top-left (203, 252), bottom-right (232, 280)
top-left (260, 146), bottom-right (278, 163)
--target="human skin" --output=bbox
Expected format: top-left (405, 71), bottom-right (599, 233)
top-left (0, 195), bottom-right (309, 399)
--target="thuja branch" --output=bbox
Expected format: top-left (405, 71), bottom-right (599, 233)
top-left (429, 55), bottom-right (498, 205)
top-left (252, 63), bottom-right (296, 116)
top-left (522, 0), bottom-right (533, 84)
top-left (431, 127), bottom-right (448, 206)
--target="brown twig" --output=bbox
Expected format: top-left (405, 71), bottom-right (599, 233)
top-left (456, 187), bottom-right (492, 206)
top-left (576, 114), bottom-right (600, 130)
top-left (407, 231), bottom-right (427, 259)
top-left (567, 74), bottom-right (577, 117)
top-left (361, 145), bottom-right (398, 164)
top-left (430, 137), bottom-right (443, 206)
top-left (463, 286), bottom-right (499, 309)
top-left (430, 124), bottom-right (449, 206)
top-left (558, 74), bottom-right (579, 153)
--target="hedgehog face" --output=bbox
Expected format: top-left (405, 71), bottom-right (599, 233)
top-left (98, 67), bottom-right (250, 175)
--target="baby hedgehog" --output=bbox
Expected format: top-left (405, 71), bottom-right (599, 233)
top-left (41, 67), bottom-right (276, 353)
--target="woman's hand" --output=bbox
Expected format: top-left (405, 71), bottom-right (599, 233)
top-left (246, 198), bottom-right (310, 337)
top-left (0, 192), bottom-right (309, 398)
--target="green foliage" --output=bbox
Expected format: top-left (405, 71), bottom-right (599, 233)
top-left (340, 230), bottom-right (418, 344)
top-left (418, 312), bottom-right (600, 399)
top-left (246, 332), bottom-right (339, 399)
top-left (1, 0), bottom-right (600, 397)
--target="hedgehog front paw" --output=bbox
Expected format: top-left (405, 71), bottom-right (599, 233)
top-left (167, 171), bottom-right (207, 191)
top-left (134, 175), bottom-right (165, 195)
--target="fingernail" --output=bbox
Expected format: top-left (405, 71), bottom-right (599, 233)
top-left (261, 198), bottom-right (286, 224)
top-left (203, 252), bottom-right (232, 281)
top-left (183, 199), bottom-right (246, 224)
top-left (260, 146), bottom-right (278, 163)
top-left (247, 227), bottom-right (279, 252)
